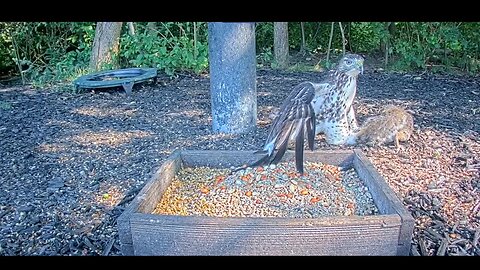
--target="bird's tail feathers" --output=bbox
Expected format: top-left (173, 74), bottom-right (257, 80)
top-left (253, 149), bottom-right (269, 155)
top-left (230, 152), bottom-right (272, 173)
top-left (270, 120), bottom-right (295, 164)
top-left (306, 109), bottom-right (316, 151)
top-left (231, 121), bottom-right (296, 173)
top-left (295, 119), bottom-right (306, 174)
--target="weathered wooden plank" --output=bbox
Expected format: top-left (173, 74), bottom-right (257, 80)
top-left (132, 212), bottom-right (401, 227)
top-left (180, 149), bottom-right (354, 168)
top-left (131, 213), bottom-right (401, 256)
top-left (117, 205), bottom-right (134, 248)
top-left (352, 150), bottom-right (414, 256)
top-left (118, 151), bottom-right (182, 252)
top-left (288, 150), bottom-right (354, 168)
top-left (180, 150), bottom-right (264, 168)
top-left (119, 243), bottom-right (134, 256)
top-left (137, 151), bottom-right (182, 213)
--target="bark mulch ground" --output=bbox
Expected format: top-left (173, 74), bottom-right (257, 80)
top-left (0, 66), bottom-right (479, 255)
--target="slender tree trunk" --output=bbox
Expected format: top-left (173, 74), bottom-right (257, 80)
top-left (348, 22), bottom-right (353, 52)
top-left (384, 41), bottom-right (389, 67)
top-left (339, 22), bottom-right (346, 56)
top-left (9, 32), bottom-right (25, 85)
top-left (388, 22), bottom-right (396, 37)
top-left (326, 22), bottom-right (335, 63)
top-left (146, 22), bottom-right (157, 35)
top-left (127, 22), bottom-right (135, 36)
top-left (89, 22), bottom-right (123, 71)
top-left (193, 22), bottom-right (198, 59)
top-left (381, 22), bottom-right (396, 67)
top-left (300, 22), bottom-right (306, 55)
top-left (274, 22), bottom-right (289, 69)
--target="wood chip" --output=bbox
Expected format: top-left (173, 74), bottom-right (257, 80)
top-left (436, 238), bottom-right (448, 256)
top-left (102, 238), bottom-right (115, 256)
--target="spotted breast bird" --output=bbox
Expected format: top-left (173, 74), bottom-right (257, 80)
top-left (242, 54), bottom-right (364, 174)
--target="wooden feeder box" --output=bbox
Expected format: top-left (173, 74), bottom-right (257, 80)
top-left (117, 150), bottom-right (414, 256)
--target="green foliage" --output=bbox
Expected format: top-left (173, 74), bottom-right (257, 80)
top-left (0, 22), bottom-right (209, 89)
top-left (0, 21), bottom-right (479, 89)
top-left (119, 22), bottom-right (208, 76)
top-left (349, 22), bottom-right (385, 53)
top-left (254, 22), bottom-right (480, 74)
top-left (255, 22), bottom-right (332, 53)
top-left (0, 24), bottom-right (15, 74)
top-left (256, 47), bottom-right (273, 68)
top-left (288, 22), bottom-right (332, 52)
top-left (255, 22), bottom-right (274, 53)
top-left (390, 22), bottom-right (480, 73)
top-left (0, 22), bottom-right (95, 88)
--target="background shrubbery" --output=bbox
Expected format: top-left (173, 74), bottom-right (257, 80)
top-left (0, 22), bottom-right (478, 88)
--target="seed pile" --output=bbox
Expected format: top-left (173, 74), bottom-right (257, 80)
top-left (153, 161), bottom-right (379, 218)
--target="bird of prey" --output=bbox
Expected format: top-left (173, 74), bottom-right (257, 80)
top-left (244, 54), bottom-right (364, 174)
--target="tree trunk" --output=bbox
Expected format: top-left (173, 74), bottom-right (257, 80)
top-left (89, 22), bottom-right (123, 71)
top-left (193, 22), bottom-right (198, 59)
top-left (146, 22), bottom-right (157, 35)
top-left (300, 22), bottom-right (306, 55)
top-left (347, 22), bottom-right (353, 52)
top-left (388, 22), bottom-right (397, 37)
top-left (127, 22), bottom-right (135, 36)
top-left (339, 22), bottom-right (346, 56)
top-left (208, 22), bottom-right (257, 134)
top-left (274, 22), bottom-right (289, 69)
top-left (326, 22), bottom-right (335, 63)
top-left (380, 22), bottom-right (396, 66)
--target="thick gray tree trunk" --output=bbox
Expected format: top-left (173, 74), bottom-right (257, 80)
top-left (89, 22), bottom-right (123, 71)
top-left (274, 22), bottom-right (289, 69)
top-left (208, 22), bottom-right (257, 134)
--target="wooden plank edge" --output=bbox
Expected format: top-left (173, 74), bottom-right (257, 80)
top-left (353, 149), bottom-right (414, 255)
top-left (117, 150), bottom-right (182, 254)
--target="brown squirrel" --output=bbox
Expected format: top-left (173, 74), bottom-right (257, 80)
top-left (346, 105), bottom-right (414, 148)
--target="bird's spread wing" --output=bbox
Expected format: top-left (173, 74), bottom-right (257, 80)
top-left (248, 82), bottom-right (316, 174)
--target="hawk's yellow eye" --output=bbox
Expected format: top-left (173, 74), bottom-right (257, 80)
top-left (345, 59), bottom-right (353, 65)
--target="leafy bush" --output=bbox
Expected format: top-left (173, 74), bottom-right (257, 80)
top-left (349, 22), bottom-right (385, 53)
top-left (255, 22), bottom-right (274, 53)
top-left (0, 21), bottom-right (479, 88)
top-left (256, 22), bottom-right (333, 53)
top-left (0, 22), bottom-right (95, 87)
top-left (119, 22), bottom-right (208, 76)
top-left (390, 22), bottom-right (480, 72)
top-left (254, 22), bottom-right (480, 74)
top-left (0, 23), bottom-right (16, 75)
